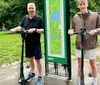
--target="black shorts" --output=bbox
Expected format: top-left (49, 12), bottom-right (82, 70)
top-left (25, 43), bottom-right (42, 60)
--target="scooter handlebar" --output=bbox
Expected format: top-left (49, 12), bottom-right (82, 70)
top-left (16, 29), bottom-right (28, 34)
top-left (73, 32), bottom-right (90, 35)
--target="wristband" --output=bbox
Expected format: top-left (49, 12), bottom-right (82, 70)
top-left (35, 28), bottom-right (37, 32)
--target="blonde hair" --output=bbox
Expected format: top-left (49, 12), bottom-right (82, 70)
top-left (78, 0), bottom-right (88, 4)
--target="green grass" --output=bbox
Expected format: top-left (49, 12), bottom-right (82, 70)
top-left (70, 35), bottom-right (76, 56)
top-left (0, 31), bottom-right (76, 65)
top-left (0, 31), bottom-right (100, 64)
top-left (0, 31), bottom-right (44, 64)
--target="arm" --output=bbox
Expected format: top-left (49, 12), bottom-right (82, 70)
top-left (96, 14), bottom-right (100, 34)
top-left (89, 14), bottom-right (100, 35)
top-left (27, 28), bottom-right (44, 33)
top-left (68, 17), bottom-right (75, 35)
top-left (36, 28), bottom-right (44, 34)
top-left (20, 16), bottom-right (44, 33)
top-left (10, 26), bottom-right (22, 33)
top-left (35, 16), bottom-right (44, 34)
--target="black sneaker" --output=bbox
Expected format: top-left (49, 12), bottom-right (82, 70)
top-left (26, 72), bottom-right (35, 81)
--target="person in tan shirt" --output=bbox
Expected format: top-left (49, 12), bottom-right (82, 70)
top-left (68, 0), bottom-right (100, 85)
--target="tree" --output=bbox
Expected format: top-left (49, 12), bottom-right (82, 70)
top-left (0, 0), bottom-right (100, 30)
top-left (0, 0), bottom-right (43, 30)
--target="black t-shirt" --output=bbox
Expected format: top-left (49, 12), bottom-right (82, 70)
top-left (20, 15), bottom-right (43, 45)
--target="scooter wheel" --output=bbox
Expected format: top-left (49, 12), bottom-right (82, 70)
top-left (88, 73), bottom-right (92, 77)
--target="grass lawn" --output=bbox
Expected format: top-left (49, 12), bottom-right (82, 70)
top-left (0, 31), bottom-right (44, 64)
top-left (0, 31), bottom-right (100, 64)
top-left (0, 31), bottom-right (21, 64)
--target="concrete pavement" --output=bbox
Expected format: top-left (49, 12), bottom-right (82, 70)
top-left (0, 57), bottom-right (100, 85)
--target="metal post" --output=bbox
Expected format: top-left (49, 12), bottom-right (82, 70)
top-left (66, 0), bottom-right (72, 80)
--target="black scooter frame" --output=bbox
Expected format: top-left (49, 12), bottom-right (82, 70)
top-left (74, 27), bottom-right (89, 85)
top-left (18, 30), bottom-right (28, 85)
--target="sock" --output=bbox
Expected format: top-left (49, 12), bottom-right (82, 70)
top-left (32, 73), bottom-right (35, 76)
top-left (38, 76), bottom-right (42, 78)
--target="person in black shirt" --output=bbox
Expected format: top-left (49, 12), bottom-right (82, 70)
top-left (11, 2), bottom-right (44, 85)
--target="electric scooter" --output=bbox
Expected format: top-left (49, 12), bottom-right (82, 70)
top-left (74, 27), bottom-right (89, 85)
top-left (17, 29), bottom-right (28, 85)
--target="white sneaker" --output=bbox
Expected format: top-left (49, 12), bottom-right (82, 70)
top-left (77, 75), bottom-right (81, 85)
top-left (92, 81), bottom-right (97, 85)
top-left (92, 78), bottom-right (97, 85)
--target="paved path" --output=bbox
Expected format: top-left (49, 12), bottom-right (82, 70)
top-left (0, 58), bottom-right (100, 85)
top-left (72, 58), bottom-right (100, 85)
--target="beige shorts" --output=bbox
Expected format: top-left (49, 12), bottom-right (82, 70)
top-left (76, 49), bottom-right (96, 60)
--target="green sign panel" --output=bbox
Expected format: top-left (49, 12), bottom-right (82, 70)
top-left (44, 0), bottom-right (67, 64)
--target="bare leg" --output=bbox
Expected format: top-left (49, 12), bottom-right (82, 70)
top-left (78, 58), bottom-right (81, 75)
top-left (36, 59), bottom-right (42, 76)
top-left (89, 59), bottom-right (97, 78)
top-left (30, 57), bottom-right (35, 73)
top-left (89, 59), bottom-right (97, 85)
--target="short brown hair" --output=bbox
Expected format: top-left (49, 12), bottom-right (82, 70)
top-left (27, 3), bottom-right (36, 8)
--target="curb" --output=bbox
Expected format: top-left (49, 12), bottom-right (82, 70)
top-left (0, 61), bottom-right (20, 68)
top-left (0, 56), bottom-right (100, 68)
